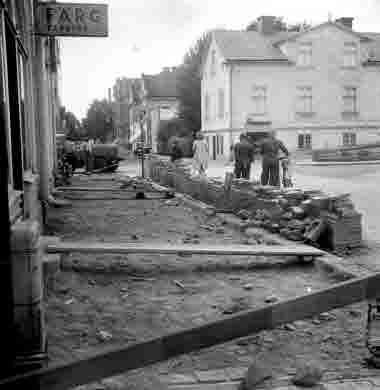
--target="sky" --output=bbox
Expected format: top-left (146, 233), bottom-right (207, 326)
top-left (58, 0), bottom-right (380, 120)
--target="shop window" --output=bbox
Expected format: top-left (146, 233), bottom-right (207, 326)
top-left (342, 132), bottom-right (356, 146)
top-left (216, 135), bottom-right (224, 155)
top-left (298, 133), bottom-right (312, 149)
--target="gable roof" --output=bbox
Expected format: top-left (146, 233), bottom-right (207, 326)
top-left (212, 29), bottom-right (294, 62)
top-left (204, 21), bottom-right (380, 71)
top-left (142, 69), bottom-right (179, 99)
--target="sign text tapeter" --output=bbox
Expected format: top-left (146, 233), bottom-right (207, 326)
top-left (36, 2), bottom-right (108, 37)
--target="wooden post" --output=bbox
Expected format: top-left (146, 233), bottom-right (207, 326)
top-left (223, 172), bottom-right (234, 208)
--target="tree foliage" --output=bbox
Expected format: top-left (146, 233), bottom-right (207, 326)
top-left (60, 106), bottom-right (82, 139)
top-left (177, 32), bottom-right (211, 134)
top-left (82, 99), bottom-right (114, 141)
top-left (246, 17), bottom-right (311, 32)
top-left (156, 119), bottom-right (192, 156)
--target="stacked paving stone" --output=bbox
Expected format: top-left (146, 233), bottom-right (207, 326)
top-left (147, 156), bottom-right (362, 253)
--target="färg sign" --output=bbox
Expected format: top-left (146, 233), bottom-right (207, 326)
top-left (35, 2), bottom-right (108, 37)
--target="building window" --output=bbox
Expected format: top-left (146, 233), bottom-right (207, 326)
top-left (297, 42), bottom-right (312, 67)
top-left (298, 133), bottom-right (312, 149)
top-left (296, 86), bottom-right (313, 114)
top-left (343, 42), bottom-right (358, 68)
top-left (342, 132), bottom-right (356, 146)
top-left (211, 50), bottom-right (216, 76)
top-left (216, 135), bottom-right (224, 155)
top-left (252, 86), bottom-right (267, 115)
top-left (343, 87), bottom-right (358, 114)
top-left (205, 94), bottom-right (210, 121)
top-left (218, 89), bottom-right (224, 119)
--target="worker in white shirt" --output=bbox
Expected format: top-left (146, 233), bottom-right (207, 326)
top-left (86, 138), bottom-right (95, 173)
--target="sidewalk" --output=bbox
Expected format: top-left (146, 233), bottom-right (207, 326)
top-left (164, 367), bottom-right (380, 389)
top-left (296, 159), bottom-right (380, 166)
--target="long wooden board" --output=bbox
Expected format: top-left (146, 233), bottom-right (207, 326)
top-left (46, 242), bottom-right (325, 257)
top-left (55, 187), bottom-right (166, 193)
top-left (1, 272), bottom-right (380, 389)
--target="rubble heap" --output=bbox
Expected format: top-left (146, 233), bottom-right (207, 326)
top-left (147, 156), bottom-right (362, 253)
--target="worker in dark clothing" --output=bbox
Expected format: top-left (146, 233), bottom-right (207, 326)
top-left (233, 134), bottom-right (255, 179)
top-left (260, 131), bottom-right (289, 186)
top-left (170, 139), bottom-right (183, 162)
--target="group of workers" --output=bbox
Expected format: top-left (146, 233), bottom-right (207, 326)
top-left (62, 138), bottom-right (96, 173)
top-left (233, 131), bottom-right (290, 186)
top-left (171, 131), bottom-right (291, 187)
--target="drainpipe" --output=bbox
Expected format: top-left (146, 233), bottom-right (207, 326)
top-left (229, 63), bottom-right (233, 159)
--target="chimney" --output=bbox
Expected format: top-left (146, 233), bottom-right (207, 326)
top-left (257, 16), bottom-right (276, 34)
top-left (335, 17), bottom-right (354, 29)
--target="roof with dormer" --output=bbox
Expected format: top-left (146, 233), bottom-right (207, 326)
top-left (206, 21), bottom-right (380, 66)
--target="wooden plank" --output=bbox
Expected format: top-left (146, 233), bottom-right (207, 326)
top-left (2, 272), bottom-right (380, 390)
top-left (55, 187), bottom-right (167, 193)
top-left (46, 242), bottom-right (325, 257)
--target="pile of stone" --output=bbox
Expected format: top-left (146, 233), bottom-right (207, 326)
top-left (146, 156), bottom-right (362, 253)
top-left (236, 187), bottom-right (362, 249)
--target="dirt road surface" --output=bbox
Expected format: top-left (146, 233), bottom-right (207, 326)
top-left (44, 172), bottom-right (374, 390)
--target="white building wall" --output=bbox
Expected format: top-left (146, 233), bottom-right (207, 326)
top-left (227, 24), bottom-right (380, 152)
top-left (201, 37), bottom-right (232, 160)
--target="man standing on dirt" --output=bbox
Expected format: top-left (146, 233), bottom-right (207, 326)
top-left (170, 139), bottom-right (183, 163)
top-left (233, 134), bottom-right (255, 180)
top-left (260, 131), bottom-right (289, 186)
top-left (85, 138), bottom-right (95, 174)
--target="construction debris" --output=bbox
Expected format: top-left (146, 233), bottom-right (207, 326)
top-left (240, 360), bottom-right (273, 389)
top-left (292, 362), bottom-right (323, 387)
top-left (147, 156), bottom-right (362, 253)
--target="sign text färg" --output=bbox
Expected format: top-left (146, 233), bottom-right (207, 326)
top-left (35, 2), bottom-right (108, 37)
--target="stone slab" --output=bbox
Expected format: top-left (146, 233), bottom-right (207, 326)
top-left (194, 369), bottom-right (229, 383)
top-left (164, 374), bottom-right (198, 385)
top-left (225, 366), bottom-right (248, 381)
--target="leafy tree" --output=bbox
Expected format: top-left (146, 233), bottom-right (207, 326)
top-left (246, 17), bottom-right (311, 32)
top-left (60, 106), bottom-right (82, 139)
top-left (82, 99), bottom-right (114, 141)
top-left (156, 118), bottom-right (193, 155)
top-left (177, 32), bottom-right (211, 134)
